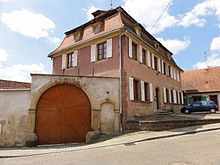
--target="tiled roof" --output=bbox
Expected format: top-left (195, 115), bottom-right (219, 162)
top-left (181, 66), bottom-right (220, 92)
top-left (0, 79), bottom-right (31, 89)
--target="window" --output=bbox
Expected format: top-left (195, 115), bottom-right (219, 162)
top-left (163, 62), bottom-right (166, 75)
top-left (154, 56), bottom-right (158, 71)
top-left (171, 90), bottom-right (174, 104)
top-left (144, 82), bottom-right (149, 102)
top-left (93, 23), bottom-right (103, 33)
top-left (133, 79), bottom-right (141, 101)
top-left (168, 66), bottom-right (171, 77)
top-left (97, 42), bottom-right (107, 60)
top-left (132, 42), bottom-right (138, 60)
top-left (73, 32), bottom-right (81, 41)
top-left (67, 53), bottom-right (74, 68)
top-left (166, 88), bottom-right (169, 104)
top-left (192, 101), bottom-right (201, 106)
top-left (142, 49), bottom-right (146, 65)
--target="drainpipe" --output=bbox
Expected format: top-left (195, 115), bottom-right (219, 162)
top-left (119, 29), bottom-right (127, 131)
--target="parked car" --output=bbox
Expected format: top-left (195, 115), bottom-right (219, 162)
top-left (180, 101), bottom-right (218, 114)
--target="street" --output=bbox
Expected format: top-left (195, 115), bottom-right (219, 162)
top-left (1, 129), bottom-right (220, 165)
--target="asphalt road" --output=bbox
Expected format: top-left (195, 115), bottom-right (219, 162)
top-left (1, 129), bottom-right (220, 165)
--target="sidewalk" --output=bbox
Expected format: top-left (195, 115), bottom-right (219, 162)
top-left (1, 123), bottom-right (220, 158)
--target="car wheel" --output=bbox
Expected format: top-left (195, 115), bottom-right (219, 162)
top-left (184, 109), bottom-right (190, 114)
top-left (210, 109), bottom-right (216, 113)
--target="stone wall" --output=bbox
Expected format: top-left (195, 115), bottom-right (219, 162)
top-left (0, 89), bottom-right (30, 147)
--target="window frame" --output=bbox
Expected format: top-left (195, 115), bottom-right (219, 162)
top-left (132, 42), bottom-right (138, 61)
top-left (67, 52), bottom-right (74, 68)
top-left (133, 79), bottom-right (141, 101)
top-left (97, 42), bottom-right (107, 61)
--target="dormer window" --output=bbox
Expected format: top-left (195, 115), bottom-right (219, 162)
top-left (134, 26), bottom-right (141, 37)
top-left (73, 32), bottom-right (81, 41)
top-left (155, 43), bottom-right (160, 50)
top-left (92, 22), bottom-right (103, 33)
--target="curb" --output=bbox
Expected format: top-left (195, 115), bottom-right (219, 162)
top-left (1, 126), bottom-right (220, 159)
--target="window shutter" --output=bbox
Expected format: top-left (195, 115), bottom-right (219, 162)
top-left (72, 50), bottom-right (78, 67)
top-left (166, 64), bottom-right (169, 76)
top-left (181, 92), bottom-right (184, 104)
top-left (62, 54), bottom-right (67, 69)
top-left (91, 44), bottom-right (97, 62)
top-left (139, 45), bottom-right (143, 63)
top-left (129, 38), bottom-right (132, 58)
top-left (161, 60), bottom-right (164, 74)
top-left (177, 71), bottom-right (180, 81)
top-left (129, 77), bottom-right (134, 100)
top-left (141, 80), bottom-right (145, 102)
top-left (158, 58), bottom-right (161, 72)
top-left (152, 54), bottom-right (155, 69)
top-left (169, 89), bottom-right (172, 103)
top-left (171, 67), bottom-right (173, 79)
top-left (147, 51), bottom-right (151, 67)
top-left (149, 83), bottom-right (153, 102)
top-left (107, 38), bottom-right (112, 58)
top-left (173, 69), bottom-right (176, 80)
top-left (173, 90), bottom-right (177, 104)
top-left (163, 87), bottom-right (167, 103)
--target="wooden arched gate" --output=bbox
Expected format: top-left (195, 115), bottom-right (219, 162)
top-left (35, 84), bottom-right (91, 144)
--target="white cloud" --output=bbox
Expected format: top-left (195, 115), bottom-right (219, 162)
top-left (0, 49), bottom-right (10, 62)
top-left (84, 5), bottom-right (99, 20)
top-left (0, 63), bottom-right (46, 82)
top-left (0, 0), bottom-right (13, 1)
top-left (47, 36), bottom-right (61, 44)
top-left (156, 37), bottom-right (190, 54)
top-left (123, 0), bottom-right (178, 34)
top-left (211, 36), bottom-right (220, 52)
top-left (193, 54), bottom-right (220, 69)
top-left (178, 0), bottom-right (220, 27)
top-left (0, 9), bottom-right (59, 43)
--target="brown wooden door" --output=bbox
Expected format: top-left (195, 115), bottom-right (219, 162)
top-left (35, 84), bottom-right (91, 144)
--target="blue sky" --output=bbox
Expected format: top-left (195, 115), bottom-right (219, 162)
top-left (0, 0), bottom-right (220, 82)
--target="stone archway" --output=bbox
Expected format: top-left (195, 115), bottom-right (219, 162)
top-left (35, 84), bottom-right (91, 144)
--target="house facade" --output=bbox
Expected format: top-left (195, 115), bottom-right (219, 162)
top-left (181, 66), bottom-right (220, 106)
top-left (49, 7), bottom-right (184, 125)
top-left (0, 7), bottom-right (184, 147)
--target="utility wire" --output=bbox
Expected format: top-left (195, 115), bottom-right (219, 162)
top-left (149, 0), bottom-right (173, 31)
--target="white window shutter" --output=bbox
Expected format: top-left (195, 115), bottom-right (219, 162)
top-left (163, 87), bottom-right (167, 103)
top-left (169, 89), bottom-right (172, 103)
top-left (147, 51), bottom-right (151, 67)
top-left (129, 38), bottom-right (132, 58)
top-left (73, 50), bottom-right (78, 67)
top-left (175, 69), bottom-right (177, 80)
top-left (158, 58), bottom-right (161, 72)
top-left (62, 54), bottom-right (67, 69)
top-left (91, 44), bottom-right (97, 62)
top-left (149, 83), bottom-right (153, 102)
top-left (181, 92), bottom-right (184, 104)
top-left (129, 77), bottom-right (134, 100)
top-left (152, 54), bottom-right (155, 69)
top-left (161, 60), bottom-right (164, 74)
top-left (173, 90), bottom-right (177, 104)
top-left (107, 38), bottom-right (112, 58)
top-left (139, 45), bottom-right (143, 63)
top-left (166, 64), bottom-right (169, 76)
top-left (141, 80), bottom-right (145, 102)
top-left (170, 67), bottom-right (173, 78)
top-left (177, 71), bottom-right (180, 81)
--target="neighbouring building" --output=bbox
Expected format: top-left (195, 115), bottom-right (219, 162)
top-left (0, 7), bottom-right (184, 147)
top-left (182, 66), bottom-right (220, 106)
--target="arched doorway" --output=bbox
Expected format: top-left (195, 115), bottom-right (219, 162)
top-left (35, 84), bottom-right (91, 144)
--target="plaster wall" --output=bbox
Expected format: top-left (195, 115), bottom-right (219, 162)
top-left (0, 89), bottom-right (30, 147)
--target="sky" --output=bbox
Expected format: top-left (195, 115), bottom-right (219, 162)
top-left (0, 0), bottom-right (220, 82)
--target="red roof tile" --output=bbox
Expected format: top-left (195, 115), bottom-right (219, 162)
top-left (181, 66), bottom-right (220, 92)
top-left (0, 79), bottom-right (31, 89)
